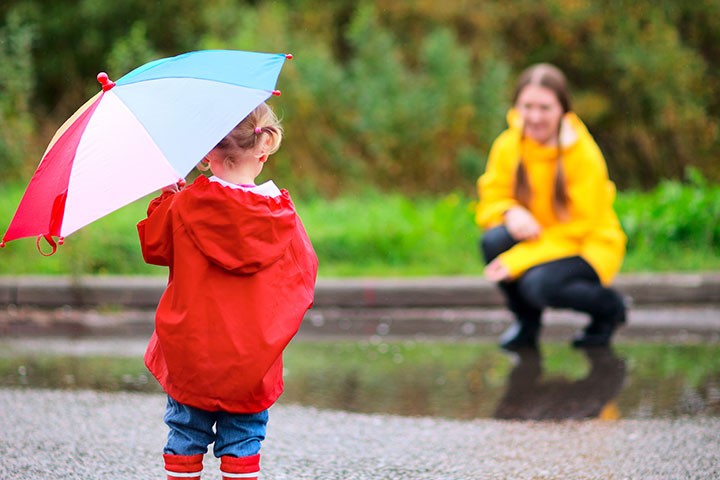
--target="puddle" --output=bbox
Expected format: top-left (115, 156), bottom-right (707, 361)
top-left (1, 338), bottom-right (718, 420)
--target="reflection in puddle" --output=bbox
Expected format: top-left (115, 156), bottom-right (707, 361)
top-left (0, 338), bottom-right (718, 419)
top-left (282, 341), bottom-right (720, 419)
top-left (493, 348), bottom-right (626, 420)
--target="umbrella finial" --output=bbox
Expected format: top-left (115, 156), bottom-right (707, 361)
top-left (97, 72), bottom-right (116, 92)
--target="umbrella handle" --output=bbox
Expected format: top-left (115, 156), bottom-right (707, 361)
top-left (36, 234), bottom-right (62, 256)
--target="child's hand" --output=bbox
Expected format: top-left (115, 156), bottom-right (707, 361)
top-left (161, 179), bottom-right (186, 194)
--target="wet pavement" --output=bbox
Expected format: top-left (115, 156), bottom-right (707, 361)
top-left (1, 387), bottom-right (719, 479)
top-left (1, 274), bottom-right (719, 478)
top-left (2, 304), bottom-right (720, 344)
top-left (2, 334), bottom-right (720, 479)
top-left (4, 336), bottom-right (718, 420)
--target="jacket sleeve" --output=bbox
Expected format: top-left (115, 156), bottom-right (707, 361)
top-left (137, 192), bottom-right (175, 267)
top-left (475, 131), bottom-right (521, 229)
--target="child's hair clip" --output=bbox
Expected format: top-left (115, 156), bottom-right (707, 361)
top-left (254, 127), bottom-right (262, 135)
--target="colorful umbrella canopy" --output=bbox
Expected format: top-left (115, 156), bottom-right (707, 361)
top-left (1, 49), bottom-right (290, 254)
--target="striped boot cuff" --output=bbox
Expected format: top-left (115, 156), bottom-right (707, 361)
top-left (220, 454), bottom-right (261, 480)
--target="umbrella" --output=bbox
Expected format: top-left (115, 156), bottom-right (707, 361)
top-left (1, 49), bottom-right (291, 255)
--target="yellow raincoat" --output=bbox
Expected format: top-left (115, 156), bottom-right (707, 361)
top-left (476, 110), bottom-right (626, 285)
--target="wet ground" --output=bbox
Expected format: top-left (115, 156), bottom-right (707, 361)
top-left (1, 298), bottom-right (719, 478)
top-left (2, 387), bottom-right (719, 479)
top-left (2, 336), bottom-right (719, 421)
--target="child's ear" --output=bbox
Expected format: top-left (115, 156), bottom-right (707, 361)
top-left (254, 146), bottom-right (267, 160)
top-left (255, 135), bottom-right (273, 159)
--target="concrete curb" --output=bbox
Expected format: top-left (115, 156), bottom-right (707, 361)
top-left (1, 274), bottom-right (718, 340)
top-left (1, 273), bottom-right (719, 309)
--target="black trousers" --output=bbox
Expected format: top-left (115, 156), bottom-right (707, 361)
top-left (480, 226), bottom-right (625, 326)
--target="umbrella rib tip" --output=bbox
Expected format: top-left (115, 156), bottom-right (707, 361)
top-left (97, 72), bottom-right (116, 92)
top-left (285, 54), bottom-right (293, 60)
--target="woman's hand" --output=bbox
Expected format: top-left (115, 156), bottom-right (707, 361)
top-left (504, 206), bottom-right (541, 241)
top-left (485, 258), bottom-right (510, 282)
top-left (161, 179), bottom-right (186, 194)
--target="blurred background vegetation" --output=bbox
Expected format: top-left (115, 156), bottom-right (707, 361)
top-left (2, 0), bottom-right (719, 192)
top-left (1, 0), bottom-right (718, 275)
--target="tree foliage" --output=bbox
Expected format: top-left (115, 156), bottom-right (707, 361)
top-left (0, 9), bottom-right (36, 176)
top-left (0, 0), bottom-right (718, 192)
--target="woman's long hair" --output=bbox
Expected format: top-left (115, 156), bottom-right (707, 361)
top-left (512, 64), bottom-right (571, 220)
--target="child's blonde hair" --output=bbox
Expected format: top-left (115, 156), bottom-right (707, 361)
top-left (199, 102), bottom-right (283, 170)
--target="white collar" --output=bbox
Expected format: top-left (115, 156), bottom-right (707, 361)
top-left (208, 176), bottom-right (282, 198)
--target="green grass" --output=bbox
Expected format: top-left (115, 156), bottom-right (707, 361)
top-left (1, 178), bottom-right (719, 276)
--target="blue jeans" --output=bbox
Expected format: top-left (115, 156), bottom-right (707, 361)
top-left (163, 396), bottom-right (268, 457)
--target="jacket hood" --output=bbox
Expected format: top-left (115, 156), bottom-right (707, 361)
top-left (174, 175), bottom-right (297, 274)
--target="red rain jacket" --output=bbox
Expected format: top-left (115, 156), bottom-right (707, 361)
top-left (137, 175), bottom-right (318, 413)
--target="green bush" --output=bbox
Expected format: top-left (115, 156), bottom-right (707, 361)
top-left (616, 168), bottom-right (720, 271)
top-left (1, 177), bottom-right (718, 276)
top-left (0, 9), bottom-right (37, 179)
top-left (4, 0), bottom-right (717, 193)
top-left (198, 3), bottom-right (507, 195)
top-left (1, 1), bottom-right (719, 274)
top-left (299, 190), bottom-right (479, 276)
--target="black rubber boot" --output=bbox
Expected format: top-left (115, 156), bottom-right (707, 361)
top-left (572, 305), bottom-right (627, 348)
top-left (499, 318), bottom-right (541, 351)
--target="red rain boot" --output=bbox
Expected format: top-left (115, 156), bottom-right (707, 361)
top-left (220, 454), bottom-right (261, 480)
top-left (163, 453), bottom-right (204, 480)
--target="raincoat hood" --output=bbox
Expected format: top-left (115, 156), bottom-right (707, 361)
top-left (506, 108), bottom-right (583, 150)
top-left (175, 175), bottom-right (296, 274)
top-left (137, 174), bottom-right (318, 413)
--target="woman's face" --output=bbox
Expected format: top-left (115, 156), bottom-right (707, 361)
top-left (515, 84), bottom-right (564, 145)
